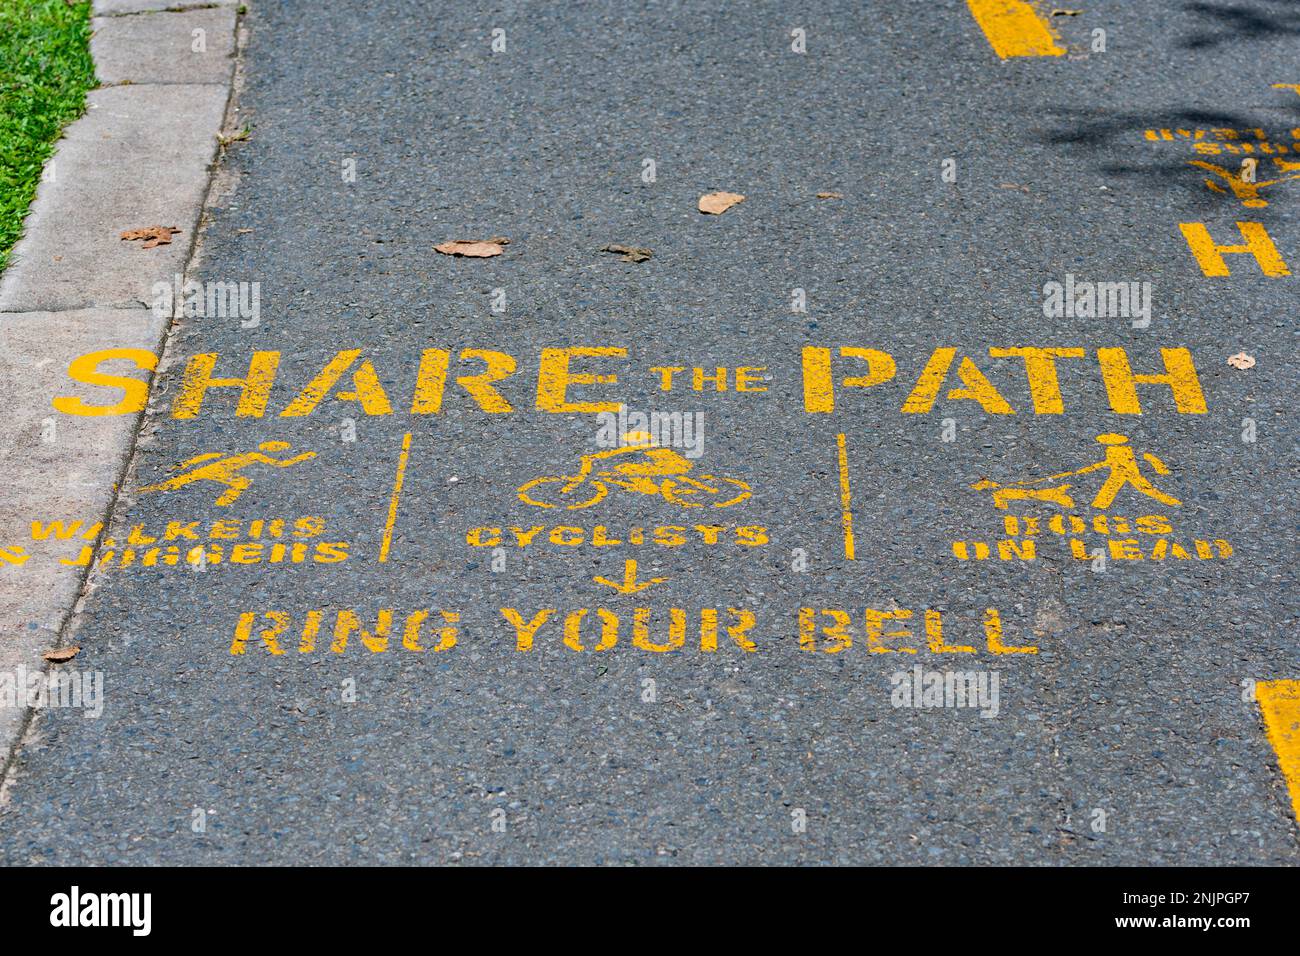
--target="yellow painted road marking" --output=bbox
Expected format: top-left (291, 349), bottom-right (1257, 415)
top-left (378, 432), bottom-right (412, 563)
top-left (835, 433), bottom-right (856, 561)
top-left (966, 0), bottom-right (1065, 58)
top-left (1179, 221), bottom-right (1291, 277)
top-left (138, 442), bottom-right (316, 506)
top-left (1257, 679), bottom-right (1300, 823)
top-left (593, 558), bottom-right (668, 594)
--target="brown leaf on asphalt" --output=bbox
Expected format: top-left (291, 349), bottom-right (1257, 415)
top-left (434, 237), bottom-right (510, 258)
top-left (1227, 351), bottom-right (1256, 369)
top-left (1051, 8), bottom-right (1082, 15)
top-left (120, 226), bottom-right (180, 249)
top-left (816, 192), bottom-right (843, 199)
top-left (698, 191), bottom-right (745, 215)
top-left (600, 244), bottom-right (653, 262)
top-left (218, 126), bottom-right (252, 146)
top-left (43, 646), bottom-right (80, 663)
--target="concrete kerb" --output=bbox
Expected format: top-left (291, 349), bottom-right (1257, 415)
top-left (93, 0), bottom-right (238, 17)
top-left (92, 5), bottom-right (238, 86)
top-left (0, 2), bottom-right (246, 780)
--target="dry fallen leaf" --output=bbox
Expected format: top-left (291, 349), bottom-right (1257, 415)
top-left (218, 126), bottom-right (252, 146)
top-left (1051, 8), bottom-right (1082, 15)
top-left (816, 192), bottom-right (843, 199)
top-left (1227, 352), bottom-right (1256, 370)
top-left (120, 226), bottom-right (180, 249)
top-left (43, 646), bottom-right (80, 663)
top-left (434, 237), bottom-right (510, 258)
top-left (600, 244), bottom-right (652, 263)
top-left (698, 191), bottom-right (745, 215)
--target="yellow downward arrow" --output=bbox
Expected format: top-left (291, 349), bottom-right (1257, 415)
top-left (593, 559), bottom-right (667, 594)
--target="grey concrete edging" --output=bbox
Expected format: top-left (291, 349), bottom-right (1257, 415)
top-left (93, 0), bottom-right (237, 17)
top-left (0, 84), bottom-right (230, 313)
top-left (92, 6), bottom-right (238, 86)
top-left (0, 308), bottom-right (169, 756)
top-left (0, 3), bottom-right (243, 778)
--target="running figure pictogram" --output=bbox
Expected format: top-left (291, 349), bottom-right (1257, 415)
top-left (139, 441), bottom-right (317, 506)
top-left (971, 433), bottom-right (1181, 510)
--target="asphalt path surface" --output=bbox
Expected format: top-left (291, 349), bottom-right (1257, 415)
top-left (1, 0), bottom-right (1297, 864)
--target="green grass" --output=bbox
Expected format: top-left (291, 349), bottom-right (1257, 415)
top-left (0, 0), bottom-right (95, 274)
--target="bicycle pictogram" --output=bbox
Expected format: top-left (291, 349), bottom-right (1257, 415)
top-left (517, 431), bottom-right (751, 510)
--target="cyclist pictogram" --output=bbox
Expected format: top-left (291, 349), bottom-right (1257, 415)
top-left (518, 431), bottom-right (751, 510)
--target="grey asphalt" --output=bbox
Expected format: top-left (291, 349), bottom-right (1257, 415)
top-left (2, 0), bottom-right (1298, 864)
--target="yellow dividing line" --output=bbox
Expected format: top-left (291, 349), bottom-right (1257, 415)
top-left (966, 0), bottom-right (1066, 58)
top-left (378, 432), bottom-right (413, 563)
top-left (1257, 680), bottom-right (1300, 824)
top-left (835, 433), bottom-right (856, 561)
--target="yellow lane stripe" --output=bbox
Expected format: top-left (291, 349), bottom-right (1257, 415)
top-left (378, 431), bottom-right (413, 563)
top-left (966, 0), bottom-right (1066, 58)
top-left (835, 433), bottom-right (856, 561)
top-left (1257, 679), bottom-right (1300, 823)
